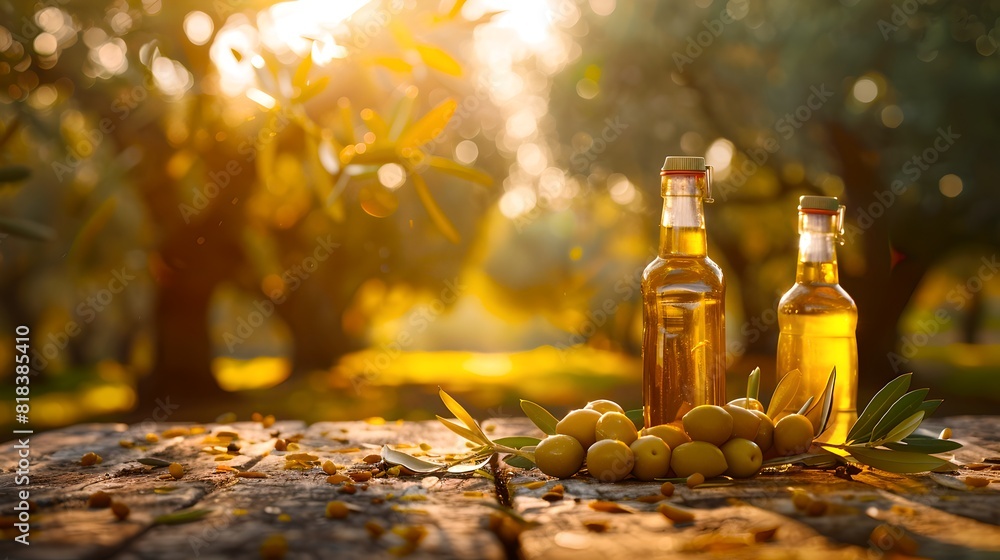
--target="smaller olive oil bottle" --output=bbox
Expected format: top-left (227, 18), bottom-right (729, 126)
top-left (776, 196), bottom-right (857, 442)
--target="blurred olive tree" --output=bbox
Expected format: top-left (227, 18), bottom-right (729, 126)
top-left (0, 0), bottom-right (500, 413)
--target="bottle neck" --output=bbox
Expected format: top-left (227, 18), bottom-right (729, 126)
top-left (659, 196), bottom-right (707, 256)
top-left (796, 213), bottom-right (839, 284)
top-left (658, 173), bottom-right (708, 257)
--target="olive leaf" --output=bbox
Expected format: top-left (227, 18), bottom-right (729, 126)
top-left (766, 369), bottom-right (802, 418)
top-left (847, 373), bottom-right (911, 443)
top-left (884, 434), bottom-right (961, 454)
top-left (492, 436), bottom-right (540, 448)
top-left (436, 415), bottom-right (491, 446)
top-left (398, 98), bottom-right (457, 150)
top-left (412, 172), bottom-right (461, 243)
top-left (415, 43), bottom-right (463, 76)
top-left (520, 400), bottom-right (559, 435)
top-left (503, 456), bottom-right (532, 468)
top-left (0, 165), bottom-right (31, 184)
top-left (0, 217), bottom-right (55, 241)
top-left (427, 156), bottom-right (493, 186)
top-left (796, 395), bottom-right (815, 416)
top-left (917, 399), bottom-right (943, 417)
top-left (381, 445), bottom-right (446, 473)
top-left (761, 451), bottom-right (839, 468)
top-left (876, 410), bottom-right (924, 445)
top-left (438, 388), bottom-right (490, 443)
top-left (843, 446), bottom-right (948, 474)
top-left (747, 367), bottom-right (761, 403)
top-left (447, 454), bottom-right (494, 474)
top-left (804, 367), bottom-right (837, 437)
top-left (867, 388), bottom-right (930, 444)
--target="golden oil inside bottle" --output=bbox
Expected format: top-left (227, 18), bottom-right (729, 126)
top-left (777, 204), bottom-right (858, 442)
top-left (642, 160), bottom-right (725, 427)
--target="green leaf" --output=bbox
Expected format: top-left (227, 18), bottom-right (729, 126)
top-left (0, 217), bottom-right (54, 241)
top-left (746, 367), bottom-right (760, 403)
top-left (845, 446), bottom-right (948, 474)
top-left (503, 455), bottom-right (535, 468)
top-left (766, 369), bottom-right (801, 418)
top-left (438, 388), bottom-right (488, 440)
top-left (868, 388), bottom-right (930, 444)
top-left (519, 400), bottom-right (559, 435)
top-left (0, 165), bottom-right (30, 184)
top-left (917, 399), bottom-right (943, 418)
top-left (437, 415), bottom-right (490, 446)
top-left (154, 509), bottom-right (213, 525)
top-left (796, 395), bottom-right (815, 416)
top-left (804, 367), bottom-right (837, 437)
top-left (878, 411), bottom-right (924, 445)
top-left (624, 408), bottom-right (644, 430)
top-left (761, 452), bottom-right (839, 468)
top-left (847, 373), bottom-right (911, 443)
top-left (381, 445), bottom-right (446, 473)
top-left (411, 173), bottom-right (461, 244)
top-left (427, 156), bottom-right (493, 186)
top-left (884, 435), bottom-right (962, 454)
top-left (398, 98), bottom-right (457, 150)
top-left (492, 436), bottom-right (540, 448)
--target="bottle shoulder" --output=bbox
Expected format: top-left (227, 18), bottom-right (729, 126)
top-left (642, 255), bottom-right (725, 293)
top-left (779, 282), bottom-right (857, 314)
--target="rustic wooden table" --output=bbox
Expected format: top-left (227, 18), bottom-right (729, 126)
top-left (1, 415), bottom-right (998, 559)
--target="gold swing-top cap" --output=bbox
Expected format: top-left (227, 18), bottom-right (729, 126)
top-left (659, 156), bottom-right (713, 201)
top-left (798, 195), bottom-right (841, 213)
top-left (660, 156), bottom-right (706, 173)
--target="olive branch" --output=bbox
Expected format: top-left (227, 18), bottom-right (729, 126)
top-left (383, 373), bottom-right (960, 476)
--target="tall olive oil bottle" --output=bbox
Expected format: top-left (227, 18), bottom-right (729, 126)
top-left (641, 156), bottom-right (726, 427)
top-left (777, 196), bottom-right (858, 442)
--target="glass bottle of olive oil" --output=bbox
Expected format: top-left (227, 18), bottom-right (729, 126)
top-left (641, 156), bottom-right (726, 427)
top-left (777, 196), bottom-right (858, 442)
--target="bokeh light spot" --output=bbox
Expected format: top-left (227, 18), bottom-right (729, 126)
top-left (852, 77), bottom-right (878, 103)
top-left (939, 174), bottom-right (963, 198)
